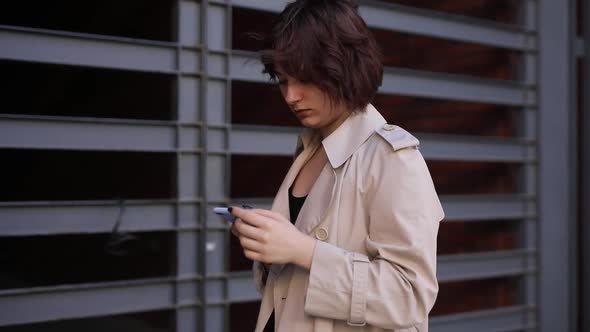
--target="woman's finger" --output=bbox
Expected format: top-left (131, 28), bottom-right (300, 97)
top-left (231, 218), bottom-right (245, 237)
top-left (251, 208), bottom-right (293, 225)
top-left (235, 219), bottom-right (267, 241)
top-left (232, 207), bottom-right (274, 228)
top-left (243, 249), bottom-right (262, 262)
top-left (251, 208), bottom-right (283, 220)
top-left (230, 218), bottom-right (244, 237)
top-left (230, 223), bottom-right (239, 237)
top-left (239, 236), bottom-right (263, 253)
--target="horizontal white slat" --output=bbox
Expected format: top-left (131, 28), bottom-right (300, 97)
top-left (0, 117), bottom-right (181, 152)
top-left (381, 68), bottom-right (533, 106)
top-left (229, 125), bottom-right (532, 162)
top-left (0, 200), bottom-right (196, 235)
top-left (226, 250), bottom-right (533, 301)
top-left (441, 195), bottom-right (536, 221)
top-left (234, 195), bottom-right (534, 222)
top-left (431, 306), bottom-right (534, 332)
top-left (438, 250), bottom-right (535, 282)
top-left (230, 0), bottom-right (532, 51)
top-left (231, 53), bottom-right (533, 106)
top-left (0, 26), bottom-right (197, 74)
top-left (0, 279), bottom-right (178, 326)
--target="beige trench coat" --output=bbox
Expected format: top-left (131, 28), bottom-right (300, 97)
top-left (252, 104), bottom-right (445, 332)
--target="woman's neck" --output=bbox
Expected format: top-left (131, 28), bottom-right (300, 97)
top-left (319, 109), bottom-right (352, 139)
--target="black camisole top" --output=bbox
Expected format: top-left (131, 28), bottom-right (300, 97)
top-left (288, 186), bottom-right (307, 225)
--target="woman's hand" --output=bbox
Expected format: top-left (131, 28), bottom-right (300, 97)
top-left (230, 206), bottom-right (316, 270)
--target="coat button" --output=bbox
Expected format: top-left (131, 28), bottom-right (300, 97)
top-left (314, 227), bottom-right (328, 241)
top-left (383, 124), bottom-right (396, 131)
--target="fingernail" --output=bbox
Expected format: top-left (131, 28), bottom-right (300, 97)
top-left (228, 207), bottom-right (233, 213)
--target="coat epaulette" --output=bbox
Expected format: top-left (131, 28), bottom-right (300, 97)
top-left (375, 124), bottom-right (420, 151)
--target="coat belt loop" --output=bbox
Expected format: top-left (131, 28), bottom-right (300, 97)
top-left (348, 253), bottom-right (370, 326)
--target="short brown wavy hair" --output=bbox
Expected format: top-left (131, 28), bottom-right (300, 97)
top-left (259, 0), bottom-right (383, 111)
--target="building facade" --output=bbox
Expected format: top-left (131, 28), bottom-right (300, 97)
top-left (0, 0), bottom-right (583, 331)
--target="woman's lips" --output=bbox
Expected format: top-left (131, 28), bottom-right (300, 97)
top-left (295, 109), bottom-right (312, 118)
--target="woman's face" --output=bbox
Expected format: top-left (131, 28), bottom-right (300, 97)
top-left (276, 71), bottom-right (351, 137)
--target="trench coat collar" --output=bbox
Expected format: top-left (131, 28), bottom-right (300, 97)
top-left (300, 103), bottom-right (387, 169)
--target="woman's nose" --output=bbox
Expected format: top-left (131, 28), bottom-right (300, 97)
top-left (284, 84), bottom-right (303, 105)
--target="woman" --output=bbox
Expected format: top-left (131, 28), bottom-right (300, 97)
top-left (231, 1), bottom-right (444, 331)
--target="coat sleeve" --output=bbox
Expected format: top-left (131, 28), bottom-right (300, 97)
top-left (303, 146), bottom-right (444, 329)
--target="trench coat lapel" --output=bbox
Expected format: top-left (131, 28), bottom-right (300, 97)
top-left (267, 129), bottom-right (324, 277)
top-left (271, 104), bottom-right (387, 236)
top-left (294, 163), bottom-right (335, 234)
top-left (292, 105), bottom-right (387, 234)
top-left (270, 129), bottom-right (335, 233)
top-left (270, 135), bottom-right (319, 221)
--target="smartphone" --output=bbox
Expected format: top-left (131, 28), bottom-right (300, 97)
top-left (213, 207), bottom-right (236, 224)
top-left (213, 205), bottom-right (253, 224)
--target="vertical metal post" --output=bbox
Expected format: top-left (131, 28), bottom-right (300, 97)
top-left (582, 0), bottom-right (590, 329)
top-left (174, 2), bottom-right (182, 331)
top-left (224, 3), bottom-right (234, 332)
top-left (521, 0), bottom-right (538, 329)
top-left (538, 0), bottom-right (577, 331)
top-left (200, 1), bottom-right (210, 331)
top-left (204, 1), bottom-right (230, 331)
top-left (568, 0), bottom-right (580, 329)
top-left (176, 1), bottom-right (203, 331)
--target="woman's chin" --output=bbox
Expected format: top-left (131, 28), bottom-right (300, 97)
top-left (298, 118), bottom-right (321, 128)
